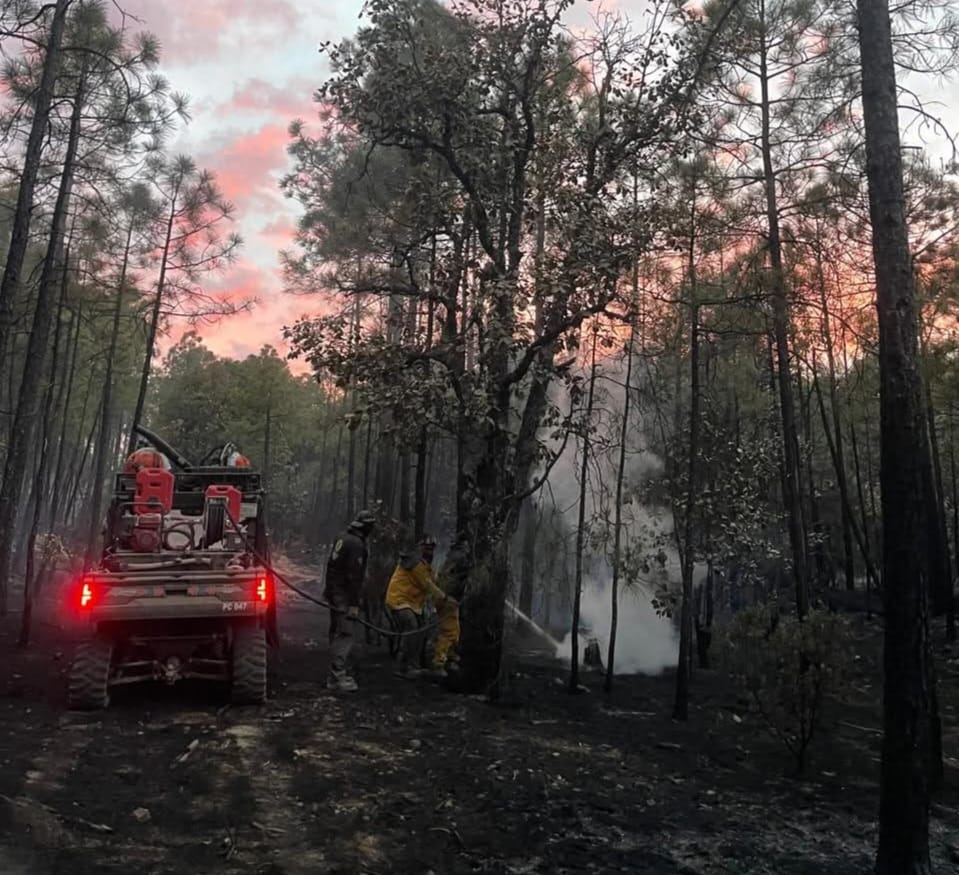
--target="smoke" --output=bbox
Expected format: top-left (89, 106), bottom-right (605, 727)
top-left (526, 347), bottom-right (681, 677)
top-left (555, 575), bottom-right (678, 675)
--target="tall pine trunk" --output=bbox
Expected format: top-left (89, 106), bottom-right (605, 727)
top-left (759, 0), bottom-right (807, 618)
top-left (568, 326), bottom-right (599, 694)
top-left (46, 303), bottom-right (80, 531)
top-left (605, 322), bottom-right (634, 692)
top-left (674, 251), bottom-right (700, 721)
top-left (858, 0), bottom-right (937, 867)
top-left (19, 252), bottom-right (70, 646)
top-left (0, 60), bottom-right (85, 614)
top-left (0, 0), bottom-right (71, 387)
top-left (817, 253), bottom-right (856, 591)
top-left (130, 181), bottom-right (182, 451)
top-left (85, 220), bottom-right (134, 565)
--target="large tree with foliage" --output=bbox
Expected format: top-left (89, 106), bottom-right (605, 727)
top-left (286, 0), bottom-right (714, 694)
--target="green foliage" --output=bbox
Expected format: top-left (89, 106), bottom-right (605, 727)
top-left (719, 605), bottom-right (854, 773)
top-left (149, 334), bottom-right (333, 542)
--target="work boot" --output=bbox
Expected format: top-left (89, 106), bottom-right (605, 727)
top-left (422, 667), bottom-right (447, 681)
top-left (393, 666), bottom-right (422, 680)
top-left (327, 674), bottom-right (359, 692)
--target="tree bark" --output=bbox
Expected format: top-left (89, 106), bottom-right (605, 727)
top-left (0, 59), bottom-right (86, 615)
top-left (0, 0), bottom-right (71, 385)
top-left (674, 279), bottom-right (700, 721)
top-left (568, 326), bottom-right (599, 694)
top-left (130, 179), bottom-right (182, 451)
top-left (517, 499), bottom-right (537, 618)
top-left (759, 0), bottom-right (808, 619)
top-left (85, 220), bottom-right (134, 566)
top-left (19, 249), bottom-right (70, 646)
top-left (858, 0), bottom-right (937, 866)
top-left (46, 303), bottom-right (80, 531)
top-left (817, 253), bottom-right (856, 591)
top-left (605, 321), bottom-right (635, 692)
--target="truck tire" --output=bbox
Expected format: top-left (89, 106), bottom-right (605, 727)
top-left (231, 625), bottom-right (267, 705)
top-left (68, 638), bottom-right (113, 710)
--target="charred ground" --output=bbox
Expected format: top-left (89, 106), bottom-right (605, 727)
top-left (1, 560), bottom-right (958, 875)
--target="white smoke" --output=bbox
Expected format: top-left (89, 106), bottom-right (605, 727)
top-left (555, 575), bottom-right (678, 675)
top-left (527, 347), bottom-right (680, 677)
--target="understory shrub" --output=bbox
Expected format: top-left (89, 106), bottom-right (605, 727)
top-left (719, 604), bottom-right (853, 774)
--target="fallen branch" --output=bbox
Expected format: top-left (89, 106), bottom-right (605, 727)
top-left (838, 720), bottom-right (882, 736)
top-left (428, 825), bottom-right (465, 850)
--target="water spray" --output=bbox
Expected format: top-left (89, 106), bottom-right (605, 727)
top-left (505, 599), bottom-right (562, 651)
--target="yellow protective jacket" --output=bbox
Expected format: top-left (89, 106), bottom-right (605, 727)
top-left (385, 554), bottom-right (445, 614)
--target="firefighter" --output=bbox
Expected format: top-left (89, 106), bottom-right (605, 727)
top-left (386, 535), bottom-right (456, 679)
top-left (324, 509), bottom-right (377, 692)
top-left (434, 533), bottom-right (470, 672)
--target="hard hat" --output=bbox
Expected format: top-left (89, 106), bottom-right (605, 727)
top-left (348, 509), bottom-right (377, 532)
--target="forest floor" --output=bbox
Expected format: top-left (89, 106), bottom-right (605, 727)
top-left (1, 558), bottom-right (958, 875)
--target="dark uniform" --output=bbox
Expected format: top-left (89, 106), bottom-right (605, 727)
top-left (324, 511), bottom-right (375, 690)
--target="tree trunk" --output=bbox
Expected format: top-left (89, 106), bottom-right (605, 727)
top-left (328, 420), bottom-right (344, 531)
top-left (46, 303), bottom-right (80, 531)
top-left (517, 499), bottom-right (537, 618)
top-left (759, 0), bottom-right (807, 619)
top-left (263, 400), bottom-right (272, 489)
top-left (695, 561), bottom-right (715, 670)
top-left (0, 60), bottom-right (85, 615)
top-left (605, 322), bottom-right (635, 692)
top-left (923, 385), bottom-right (953, 631)
top-left (950, 413), bottom-right (959, 642)
top-left (65, 402), bottom-right (100, 530)
top-left (19, 253), bottom-right (70, 646)
top-left (812, 369), bottom-right (881, 591)
top-left (568, 327), bottom-right (599, 694)
top-left (85, 221), bottom-right (134, 566)
top-left (858, 0), bottom-right (937, 866)
top-left (414, 432), bottom-right (428, 539)
top-left (817, 258), bottom-right (856, 591)
top-left (0, 0), bottom-right (71, 386)
top-left (398, 452), bottom-right (411, 529)
top-left (674, 295), bottom-right (700, 721)
top-left (130, 181), bottom-right (182, 452)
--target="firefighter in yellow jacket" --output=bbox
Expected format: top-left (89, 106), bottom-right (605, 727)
top-left (386, 535), bottom-right (458, 679)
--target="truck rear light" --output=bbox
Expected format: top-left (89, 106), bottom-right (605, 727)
top-left (256, 575), bottom-right (269, 603)
top-left (79, 578), bottom-right (96, 609)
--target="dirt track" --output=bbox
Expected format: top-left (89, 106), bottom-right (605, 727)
top-left (1, 570), bottom-right (958, 874)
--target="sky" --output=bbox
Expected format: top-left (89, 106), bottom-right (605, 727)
top-left (112, 0), bottom-right (371, 364)
top-left (108, 0), bottom-right (957, 366)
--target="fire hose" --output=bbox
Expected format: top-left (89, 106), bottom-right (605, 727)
top-left (222, 505), bottom-right (439, 639)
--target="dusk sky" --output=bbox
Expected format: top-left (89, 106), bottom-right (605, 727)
top-left (112, 0), bottom-right (955, 365)
top-left (114, 0), bottom-right (371, 363)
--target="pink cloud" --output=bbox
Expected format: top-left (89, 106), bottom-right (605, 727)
top-left (201, 123), bottom-right (290, 210)
top-left (113, 0), bottom-right (299, 64)
top-left (261, 217), bottom-right (297, 247)
top-left (218, 78), bottom-right (318, 121)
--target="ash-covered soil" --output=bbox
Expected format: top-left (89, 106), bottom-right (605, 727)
top-left (1, 562), bottom-right (958, 874)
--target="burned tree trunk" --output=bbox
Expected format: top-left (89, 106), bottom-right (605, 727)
top-left (569, 327), bottom-right (599, 694)
top-left (858, 0), bottom-right (938, 868)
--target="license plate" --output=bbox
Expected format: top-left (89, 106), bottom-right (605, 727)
top-left (222, 601), bottom-right (251, 613)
